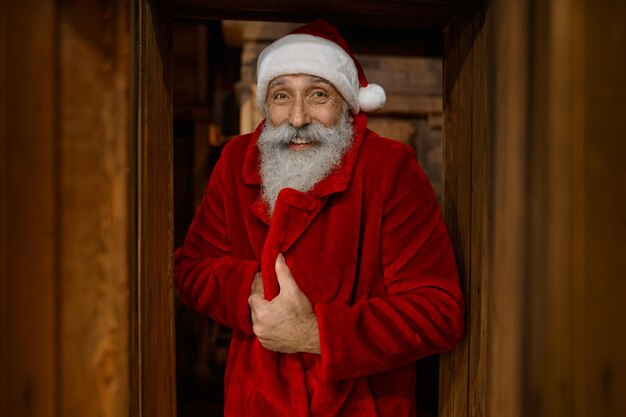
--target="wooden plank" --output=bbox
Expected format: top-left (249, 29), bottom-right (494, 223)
top-left (3, 1), bottom-right (177, 416)
top-left (170, 0), bottom-right (471, 28)
top-left (440, 13), bottom-right (473, 417)
top-left (487, 1), bottom-right (528, 417)
top-left (577, 3), bottom-right (626, 415)
top-left (572, 1), bottom-right (625, 417)
top-left (0, 0), bottom-right (7, 413)
top-left (133, 1), bottom-right (177, 416)
top-left (488, 2), bottom-right (626, 417)
top-left (468, 4), bottom-right (492, 417)
top-left (441, 4), bottom-right (496, 417)
top-left (2, 1), bottom-right (58, 416)
top-left (56, 1), bottom-right (132, 416)
top-left (524, 0), bottom-right (578, 415)
top-left (570, 3), bottom-right (586, 414)
top-left (234, 23), bottom-right (443, 58)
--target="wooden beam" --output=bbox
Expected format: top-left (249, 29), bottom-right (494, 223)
top-left (3, 1), bottom-right (137, 416)
top-left (169, 0), bottom-right (472, 28)
top-left (523, 1), bottom-right (626, 416)
top-left (575, 2), bottom-right (626, 415)
top-left (2, 1), bottom-right (176, 416)
top-left (525, 0), bottom-right (576, 414)
top-left (440, 16), bottom-right (472, 417)
top-left (468, 5), bottom-right (492, 417)
top-left (488, 1), bottom-right (528, 416)
top-left (2, 1), bottom-right (58, 416)
top-left (56, 1), bottom-right (132, 415)
top-left (132, 1), bottom-right (177, 416)
top-left (440, 4), bottom-right (493, 417)
top-left (0, 0), bottom-right (6, 407)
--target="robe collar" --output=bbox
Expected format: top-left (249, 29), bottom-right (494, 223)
top-left (241, 111), bottom-right (368, 198)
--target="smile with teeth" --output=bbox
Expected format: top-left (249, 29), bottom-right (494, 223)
top-left (290, 137), bottom-right (313, 145)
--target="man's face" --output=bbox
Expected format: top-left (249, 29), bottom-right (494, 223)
top-left (265, 74), bottom-right (348, 150)
top-left (258, 74), bottom-right (354, 212)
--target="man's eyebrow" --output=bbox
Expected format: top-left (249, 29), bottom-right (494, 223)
top-left (268, 78), bottom-right (286, 90)
top-left (310, 76), bottom-right (332, 86)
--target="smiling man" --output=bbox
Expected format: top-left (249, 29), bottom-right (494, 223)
top-left (175, 20), bottom-right (465, 417)
top-left (259, 75), bottom-right (353, 212)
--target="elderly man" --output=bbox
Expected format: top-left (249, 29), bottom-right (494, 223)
top-left (175, 20), bottom-right (464, 417)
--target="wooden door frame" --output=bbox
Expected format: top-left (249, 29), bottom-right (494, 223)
top-left (440, 8), bottom-right (492, 417)
top-left (132, 1), bottom-right (177, 417)
top-left (5, 0), bottom-right (621, 416)
top-left (135, 1), bottom-right (496, 416)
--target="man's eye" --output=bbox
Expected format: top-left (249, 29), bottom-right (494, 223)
top-left (312, 91), bottom-right (327, 98)
top-left (274, 93), bottom-right (288, 100)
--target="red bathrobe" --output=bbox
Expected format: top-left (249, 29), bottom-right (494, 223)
top-left (174, 112), bottom-right (465, 417)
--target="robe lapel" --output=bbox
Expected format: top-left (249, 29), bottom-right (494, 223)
top-left (271, 189), bottom-right (325, 253)
top-left (240, 113), bottom-right (368, 299)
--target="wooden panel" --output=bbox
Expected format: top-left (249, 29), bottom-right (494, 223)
top-left (0, 0), bottom-right (5, 408)
top-left (525, 0), bottom-right (576, 414)
top-left (523, 1), bottom-right (626, 417)
top-left (468, 5), bottom-right (492, 417)
top-left (2, 1), bottom-right (58, 416)
top-left (3, 1), bottom-right (178, 416)
top-left (440, 13), bottom-right (472, 417)
top-left (578, 3), bottom-right (626, 415)
top-left (170, 0), bottom-right (471, 28)
top-left (441, 5), bottom-right (493, 417)
top-left (488, 1), bottom-right (626, 417)
top-left (133, 1), bottom-right (177, 416)
top-left (487, 1), bottom-right (528, 417)
top-left (0, 0), bottom-right (7, 411)
top-left (56, 1), bottom-right (132, 416)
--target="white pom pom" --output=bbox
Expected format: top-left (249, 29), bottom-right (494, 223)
top-left (358, 83), bottom-right (386, 112)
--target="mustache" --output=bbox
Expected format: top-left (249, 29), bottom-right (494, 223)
top-left (261, 121), bottom-right (335, 145)
top-left (258, 112), bottom-right (354, 213)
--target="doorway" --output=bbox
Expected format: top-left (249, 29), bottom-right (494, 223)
top-left (171, 18), bottom-right (446, 417)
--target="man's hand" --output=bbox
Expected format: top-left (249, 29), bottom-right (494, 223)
top-left (251, 271), bottom-right (264, 296)
top-left (248, 254), bottom-right (320, 354)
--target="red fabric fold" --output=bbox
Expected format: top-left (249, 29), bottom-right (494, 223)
top-left (174, 115), bottom-right (465, 416)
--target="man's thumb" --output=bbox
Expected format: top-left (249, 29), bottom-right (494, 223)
top-left (275, 254), bottom-right (295, 291)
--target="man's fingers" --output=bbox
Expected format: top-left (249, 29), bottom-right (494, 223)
top-left (250, 271), bottom-right (264, 296)
top-left (248, 293), bottom-right (267, 310)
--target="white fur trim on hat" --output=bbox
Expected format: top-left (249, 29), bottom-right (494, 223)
top-left (257, 34), bottom-right (385, 116)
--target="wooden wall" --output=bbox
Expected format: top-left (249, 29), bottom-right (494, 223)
top-left (440, 5), bottom-right (492, 417)
top-left (489, 1), bottom-right (626, 417)
top-left (134, 1), bottom-right (177, 416)
top-left (488, 1), bottom-right (528, 416)
top-left (2, 2), bottom-right (59, 416)
top-left (573, 3), bottom-right (626, 414)
top-left (442, 2), bottom-right (626, 417)
top-left (522, 1), bottom-right (626, 416)
top-left (1, 1), bottom-right (176, 416)
top-left (2, 1), bottom-right (132, 415)
top-left (3, 1), bottom-right (625, 417)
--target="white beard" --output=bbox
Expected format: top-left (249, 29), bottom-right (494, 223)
top-left (258, 110), bottom-right (354, 213)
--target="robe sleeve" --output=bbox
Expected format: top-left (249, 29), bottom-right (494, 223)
top-left (313, 147), bottom-right (465, 382)
top-left (174, 158), bottom-right (259, 334)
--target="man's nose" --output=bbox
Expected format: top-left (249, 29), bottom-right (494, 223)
top-left (288, 96), bottom-right (311, 128)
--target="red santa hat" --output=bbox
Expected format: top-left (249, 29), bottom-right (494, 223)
top-left (256, 20), bottom-right (387, 116)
